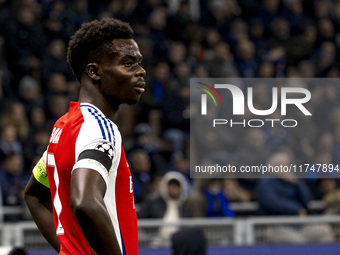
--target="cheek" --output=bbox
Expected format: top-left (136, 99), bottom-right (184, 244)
top-left (117, 71), bottom-right (133, 85)
top-left (110, 68), bottom-right (133, 86)
top-left (101, 67), bottom-right (137, 102)
top-left (102, 70), bottom-right (120, 89)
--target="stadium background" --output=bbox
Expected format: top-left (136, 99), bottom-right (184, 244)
top-left (0, 0), bottom-right (340, 254)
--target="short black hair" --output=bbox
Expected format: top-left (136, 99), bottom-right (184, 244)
top-left (66, 18), bottom-right (133, 81)
top-left (168, 179), bottom-right (181, 187)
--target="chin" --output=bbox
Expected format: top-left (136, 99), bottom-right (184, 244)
top-left (125, 98), bottom-right (140, 105)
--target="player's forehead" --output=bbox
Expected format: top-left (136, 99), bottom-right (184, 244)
top-left (110, 38), bottom-right (141, 58)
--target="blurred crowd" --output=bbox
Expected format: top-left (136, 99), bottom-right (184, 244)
top-left (0, 0), bottom-right (340, 236)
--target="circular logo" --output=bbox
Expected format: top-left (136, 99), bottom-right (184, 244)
top-left (95, 142), bottom-right (114, 159)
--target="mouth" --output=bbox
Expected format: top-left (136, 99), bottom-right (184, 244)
top-left (134, 81), bottom-right (146, 94)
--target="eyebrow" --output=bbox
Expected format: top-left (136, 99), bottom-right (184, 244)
top-left (122, 54), bottom-right (143, 62)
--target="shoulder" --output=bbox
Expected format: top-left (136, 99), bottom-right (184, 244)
top-left (79, 104), bottom-right (120, 145)
top-left (257, 178), bottom-right (280, 189)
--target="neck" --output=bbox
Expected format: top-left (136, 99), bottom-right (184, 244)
top-left (78, 84), bottom-right (119, 121)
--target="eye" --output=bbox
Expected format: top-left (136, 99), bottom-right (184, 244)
top-left (124, 61), bottom-right (133, 67)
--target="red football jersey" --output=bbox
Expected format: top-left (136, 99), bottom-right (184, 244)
top-left (45, 102), bottom-right (138, 255)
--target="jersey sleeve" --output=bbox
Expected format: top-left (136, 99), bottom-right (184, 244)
top-left (72, 139), bottom-right (116, 186)
top-left (72, 107), bottom-right (121, 187)
top-left (32, 151), bottom-right (49, 188)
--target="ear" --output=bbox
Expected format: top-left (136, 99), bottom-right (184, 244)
top-left (86, 63), bottom-right (100, 82)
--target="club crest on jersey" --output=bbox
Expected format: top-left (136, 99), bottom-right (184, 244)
top-left (95, 142), bottom-right (114, 159)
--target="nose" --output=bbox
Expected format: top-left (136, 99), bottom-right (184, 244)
top-left (136, 65), bottom-right (146, 77)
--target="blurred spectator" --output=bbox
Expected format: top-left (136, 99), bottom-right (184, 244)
top-left (313, 83), bottom-right (338, 132)
top-left (166, 1), bottom-right (192, 42)
top-left (235, 39), bottom-right (257, 77)
top-left (134, 36), bottom-right (154, 73)
top-left (257, 0), bottom-right (281, 31)
top-left (263, 110), bottom-right (293, 147)
top-left (185, 179), bottom-right (233, 218)
top-left (333, 2), bottom-right (340, 32)
top-left (187, 41), bottom-right (205, 67)
top-left (223, 179), bottom-right (251, 202)
top-left (191, 103), bottom-right (235, 163)
top-left (148, 61), bottom-right (171, 107)
top-left (256, 152), bottom-right (333, 244)
top-left (203, 28), bottom-right (221, 59)
top-left (169, 151), bottom-right (190, 182)
top-left (46, 72), bottom-right (68, 95)
top-left (28, 107), bottom-right (49, 132)
top-left (297, 60), bottom-right (316, 78)
top-left (319, 178), bottom-right (340, 215)
top-left (137, 172), bottom-right (190, 246)
top-left (315, 41), bottom-right (337, 77)
top-left (0, 153), bottom-right (25, 221)
top-left (256, 61), bottom-right (275, 78)
top-left (115, 0), bottom-right (138, 23)
top-left (133, 0), bottom-right (165, 26)
top-left (332, 124), bottom-right (340, 163)
top-left (137, 171), bottom-right (189, 218)
top-left (0, 66), bottom-right (14, 108)
top-left (129, 149), bottom-right (153, 203)
top-left (128, 122), bottom-right (168, 176)
top-left (203, 179), bottom-right (234, 217)
top-left (282, 0), bottom-right (311, 35)
top-left (0, 0), bottom-right (11, 36)
top-left (162, 86), bottom-right (190, 154)
top-left (171, 227), bottom-right (207, 255)
top-left (256, 152), bottom-right (311, 215)
top-left (286, 25), bottom-right (317, 66)
top-left (234, 128), bottom-right (271, 192)
top-left (193, 63), bottom-right (209, 78)
top-left (171, 62), bottom-right (190, 88)
top-left (41, 39), bottom-right (73, 88)
top-left (41, 0), bottom-right (67, 42)
top-left (305, 150), bottom-right (336, 200)
top-left (249, 18), bottom-right (269, 59)
top-left (316, 132), bottom-right (334, 155)
top-left (18, 75), bottom-right (43, 111)
top-left (23, 127), bottom-right (50, 172)
top-left (269, 18), bottom-right (291, 48)
top-left (227, 19), bottom-right (249, 52)
top-left (316, 18), bottom-right (335, 46)
top-left (64, 0), bottom-right (93, 37)
top-left (148, 7), bottom-right (168, 60)
top-left (167, 41), bottom-right (187, 72)
top-left (0, 101), bottom-right (29, 142)
top-left (290, 108), bottom-right (317, 164)
top-left (201, 0), bottom-right (234, 36)
top-left (132, 123), bottom-right (154, 150)
top-left (113, 102), bottom-right (137, 138)
top-left (207, 41), bottom-right (238, 77)
top-left (47, 94), bottom-right (69, 123)
top-left (5, 5), bottom-right (44, 86)
top-left (313, 0), bottom-right (331, 20)
top-left (0, 124), bottom-right (22, 161)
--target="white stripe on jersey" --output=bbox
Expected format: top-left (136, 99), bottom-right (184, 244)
top-left (74, 103), bottom-right (123, 253)
top-left (81, 104), bottom-right (116, 145)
